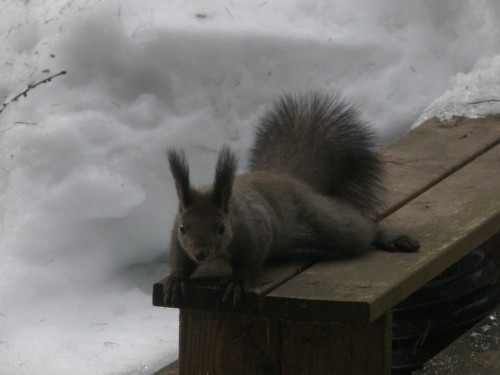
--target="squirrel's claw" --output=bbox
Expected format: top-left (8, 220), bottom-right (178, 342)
top-left (162, 274), bottom-right (188, 306)
top-left (220, 278), bottom-right (249, 306)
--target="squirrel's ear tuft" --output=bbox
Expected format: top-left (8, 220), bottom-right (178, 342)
top-left (213, 146), bottom-right (238, 212)
top-left (167, 148), bottom-right (192, 208)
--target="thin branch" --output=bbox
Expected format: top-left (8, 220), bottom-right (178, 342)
top-left (0, 70), bottom-right (67, 115)
top-left (467, 99), bottom-right (500, 105)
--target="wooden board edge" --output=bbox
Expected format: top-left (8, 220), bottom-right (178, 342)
top-left (151, 360), bottom-right (179, 375)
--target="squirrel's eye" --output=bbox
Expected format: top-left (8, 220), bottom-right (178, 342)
top-left (179, 224), bottom-right (186, 234)
top-left (218, 225), bottom-right (225, 235)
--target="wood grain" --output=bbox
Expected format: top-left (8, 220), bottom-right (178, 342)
top-left (281, 313), bottom-right (392, 375)
top-left (265, 144), bottom-right (500, 324)
top-left (380, 115), bottom-right (500, 218)
top-left (179, 309), bottom-right (281, 375)
top-left (159, 310), bottom-right (392, 374)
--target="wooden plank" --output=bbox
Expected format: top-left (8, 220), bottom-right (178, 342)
top-left (281, 313), bottom-right (392, 375)
top-left (153, 255), bottom-right (318, 312)
top-left (264, 144), bottom-right (500, 324)
top-left (174, 310), bottom-right (391, 375)
top-left (153, 115), bottom-right (500, 310)
top-left (380, 115), bottom-right (500, 218)
top-left (414, 305), bottom-right (500, 375)
top-left (178, 309), bottom-right (281, 374)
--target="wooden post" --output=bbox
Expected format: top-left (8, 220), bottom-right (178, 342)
top-left (178, 309), bottom-right (391, 375)
top-left (179, 309), bottom-right (281, 375)
top-left (281, 313), bottom-right (392, 375)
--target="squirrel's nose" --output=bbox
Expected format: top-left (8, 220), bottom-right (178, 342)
top-left (193, 248), bottom-right (209, 262)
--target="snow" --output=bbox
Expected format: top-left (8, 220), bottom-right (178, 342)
top-left (416, 54), bottom-right (500, 124)
top-left (0, 1), bottom-right (499, 374)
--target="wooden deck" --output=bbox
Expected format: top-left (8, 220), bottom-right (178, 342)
top-left (153, 115), bottom-right (500, 374)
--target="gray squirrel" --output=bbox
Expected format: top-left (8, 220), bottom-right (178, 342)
top-left (162, 92), bottom-right (419, 305)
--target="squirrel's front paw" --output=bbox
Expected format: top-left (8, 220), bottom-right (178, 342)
top-left (162, 274), bottom-right (188, 306)
top-left (219, 278), bottom-right (250, 306)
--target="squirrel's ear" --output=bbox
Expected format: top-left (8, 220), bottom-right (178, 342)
top-left (167, 148), bottom-right (192, 208)
top-left (213, 146), bottom-right (237, 212)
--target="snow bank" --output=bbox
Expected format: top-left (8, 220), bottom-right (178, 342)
top-left (416, 54), bottom-right (500, 125)
top-left (1, 1), bottom-right (499, 374)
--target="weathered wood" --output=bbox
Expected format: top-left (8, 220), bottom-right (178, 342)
top-left (414, 305), bottom-right (500, 375)
top-left (381, 115), bottom-right (500, 218)
top-left (153, 116), bottom-right (500, 311)
top-left (153, 256), bottom-right (318, 312)
top-left (281, 313), bottom-right (392, 375)
top-left (179, 309), bottom-right (281, 375)
top-left (153, 115), bottom-right (500, 375)
top-left (175, 310), bottom-right (391, 375)
top-left (264, 144), bottom-right (500, 324)
top-left (483, 232), bottom-right (500, 265)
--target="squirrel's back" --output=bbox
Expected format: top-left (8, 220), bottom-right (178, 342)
top-left (248, 92), bottom-right (384, 216)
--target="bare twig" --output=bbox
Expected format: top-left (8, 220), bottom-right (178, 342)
top-left (225, 7), bottom-right (234, 18)
top-left (117, 5), bottom-right (125, 30)
top-left (467, 98), bottom-right (500, 105)
top-left (14, 121), bottom-right (37, 125)
top-left (0, 70), bottom-right (67, 115)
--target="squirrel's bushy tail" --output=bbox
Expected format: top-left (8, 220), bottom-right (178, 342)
top-left (248, 92), bottom-right (385, 217)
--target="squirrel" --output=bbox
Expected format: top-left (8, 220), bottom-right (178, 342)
top-left (162, 92), bottom-right (420, 305)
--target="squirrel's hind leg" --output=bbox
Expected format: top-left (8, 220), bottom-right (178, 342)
top-left (372, 228), bottom-right (420, 253)
top-left (302, 195), bottom-right (378, 255)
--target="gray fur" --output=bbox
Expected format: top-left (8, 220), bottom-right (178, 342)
top-left (167, 149), bottom-right (191, 208)
top-left (162, 92), bottom-right (419, 306)
top-left (213, 145), bottom-right (238, 212)
top-left (249, 92), bottom-right (384, 216)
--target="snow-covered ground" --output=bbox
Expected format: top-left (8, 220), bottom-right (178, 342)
top-left (1, 1), bottom-right (499, 374)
